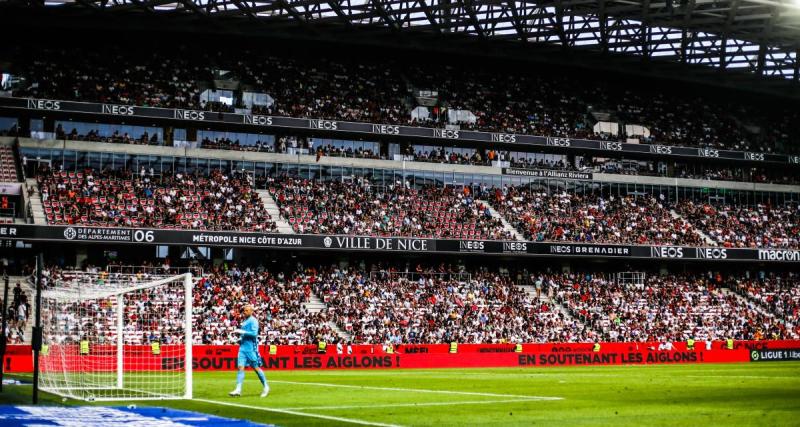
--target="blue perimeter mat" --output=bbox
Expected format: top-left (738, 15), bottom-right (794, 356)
top-left (0, 405), bottom-right (274, 426)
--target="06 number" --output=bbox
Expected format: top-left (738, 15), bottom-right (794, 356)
top-left (134, 230), bottom-right (155, 242)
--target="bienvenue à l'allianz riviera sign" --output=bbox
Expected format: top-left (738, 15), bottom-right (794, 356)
top-left (3, 224), bottom-right (799, 262)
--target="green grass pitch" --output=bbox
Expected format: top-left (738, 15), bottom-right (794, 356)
top-left (5, 362), bottom-right (800, 426)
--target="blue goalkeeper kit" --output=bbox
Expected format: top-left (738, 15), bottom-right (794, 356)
top-left (237, 315), bottom-right (262, 368)
top-left (236, 315), bottom-right (268, 391)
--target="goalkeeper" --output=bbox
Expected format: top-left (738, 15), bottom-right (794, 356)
top-left (229, 304), bottom-right (269, 397)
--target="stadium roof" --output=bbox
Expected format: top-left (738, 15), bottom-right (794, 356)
top-left (4, 0), bottom-right (800, 90)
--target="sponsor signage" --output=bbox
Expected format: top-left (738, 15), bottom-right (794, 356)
top-left (1, 224), bottom-right (799, 262)
top-left (545, 244), bottom-right (630, 256)
top-left (698, 148), bottom-right (720, 158)
top-left (502, 241), bottom-right (528, 253)
top-left (101, 104), bottom-right (135, 115)
top-left (458, 240), bottom-right (485, 253)
top-left (320, 235), bottom-right (432, 252)
top-left (173, 109), bottom-right (207, 121)
top-left (502, 168), bottom-right (592, 180)
top-left (758, 249), bottom-right (800, 262)
top-left (750, 348), bottom-right (800, 362)
top-left (649, 145), bottom-right (672, 155)
top-left (372, 124), bottom-right (400, 135)
top-left (4, 97), bottom-right (796, 165)
top-left (6, 340), bottom-right (799, 373)
top-left (242, 114), bottom-right (273, 126)
top-left (491, 133), bottom-right (516, 143)
top-left (600, 141), bottom-right (623, 151)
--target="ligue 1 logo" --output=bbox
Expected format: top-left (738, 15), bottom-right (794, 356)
top-left (751, 350), bottom-right (759, 361)
top-left (323, 236), bottom-right (333, 248)
top-left (63, 227), bottom-right (77, 240)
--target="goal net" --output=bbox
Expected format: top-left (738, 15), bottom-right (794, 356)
top-left (38, 271), bottom-right (193, 401)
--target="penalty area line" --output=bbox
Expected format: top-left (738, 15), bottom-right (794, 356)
top-left (195, 398), bottom-right (403, 427)
top-left (283, 398), bottom-right (547, 411)
top-left (270, 380), bottom-right (563, 400)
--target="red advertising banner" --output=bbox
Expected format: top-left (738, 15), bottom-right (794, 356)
top-left (4, 340), bottom-right (799, 373)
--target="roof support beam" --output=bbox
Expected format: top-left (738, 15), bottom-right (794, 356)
top-left (756, 43), bottom-right (767, 75)
top-left (418, 0), bottom-right (442, 34)
top-left (326, 0), bottom-right (353, 27)
top-left (177, 0), bottom-right (208, 18)
top-left (506, 0), bottom-right (526, 41)
top-left (641, 0), bottom-right (650, 60)
top-left (462, 0), bottom-right (486, 37)
top-left (229, 0), bottom-right (256, 19)
top-left (720, 0), bottom-right (741, 70)
top-left (277, 0), bottom-right (308, 24)
top-left (371, 0), bottom-right (401, 30)
top-left (598, 0), bottom-right (608, 53)
top-left (679, 0), bottom-right (696, 65)
top-left (553, 0), bottom-right (567, 48)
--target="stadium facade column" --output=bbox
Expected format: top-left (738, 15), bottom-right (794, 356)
top-left (0, 272), bottom-right (8, 392)
top-left (32, 253), bottom-right (43, 404)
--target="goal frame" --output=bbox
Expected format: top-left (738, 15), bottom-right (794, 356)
top-left (39, 272), bottom-right (193, 401)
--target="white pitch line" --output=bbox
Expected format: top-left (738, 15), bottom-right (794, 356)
top-left (283, 398), bottom-right (546, 411)
top-left (195, 398), bottom-right (403, 427)
top-left (269, 380), bottom-right (563, 400)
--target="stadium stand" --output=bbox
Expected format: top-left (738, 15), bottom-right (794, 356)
top-left (549, 273), bottom-right (796, 342)
top-left (491, 187), bottom-right (704, 246)
top-left (729, 274), bottom-right (800, 332)
top-left (28, 165), bottom-right (800, 248)
top-left (7, 46), bottom-right (798, 154)
top-left (266, 176), bottom-right (513, 240)
top-left (675, 201), bottom-right (800, 249)
top-left (18, 129), bottom-right (800, 184)
top-left (34, 263), bottom-right (798, 345)
top-left (307, 264), bottom-right (593, 344)
top-left (56, 125), bottom-right (160, 145)
top-left (0, 145), bottom-right (18, 182)
top-left (195, 266), bottom-right (338, 345)
top-left (36, 166), bottom-right (275, 231)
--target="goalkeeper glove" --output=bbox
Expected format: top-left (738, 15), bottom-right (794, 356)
top-left (233, 329), bottom-right (246, 334)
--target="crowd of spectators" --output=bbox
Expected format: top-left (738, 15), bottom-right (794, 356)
top-left (7, 45), bottom-right (798, 154)
top-left (675, 201), bottom-right (800, 249)
top-left (195, 265), bottom-right (338, 345)
top-left (30, 262), bottom-right (800, 345)
top-left (729, 274), bottom-right (800, 331)
top-left (307, 264), bottom-right (592, 344)
top-left (412, 148), bottom-right (490, 166)
top-left (2, 281), bottom-right (30, 344)
top-left (37, 166), bottom-right (276, 231)
top-left (31, 163), bottom-right (800, 249)
top-left (316, 144), bottom-right (381, 160)
top-left (40, 121), bottom-right (799, 184)
top-left (549, 272), bottom-right (795, 342)
top-left (55, 124), bottom-right (159, 145)
top-left (267, 176), bottom-right (513, 239)
top-left (492, 187), bottom-right (703, 245)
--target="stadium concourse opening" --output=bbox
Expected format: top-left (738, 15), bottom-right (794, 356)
top-left (0, 2), bottom-right (799, 425)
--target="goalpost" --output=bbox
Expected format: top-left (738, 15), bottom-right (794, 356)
top-left (37, 271), bottom-right (193, 401)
